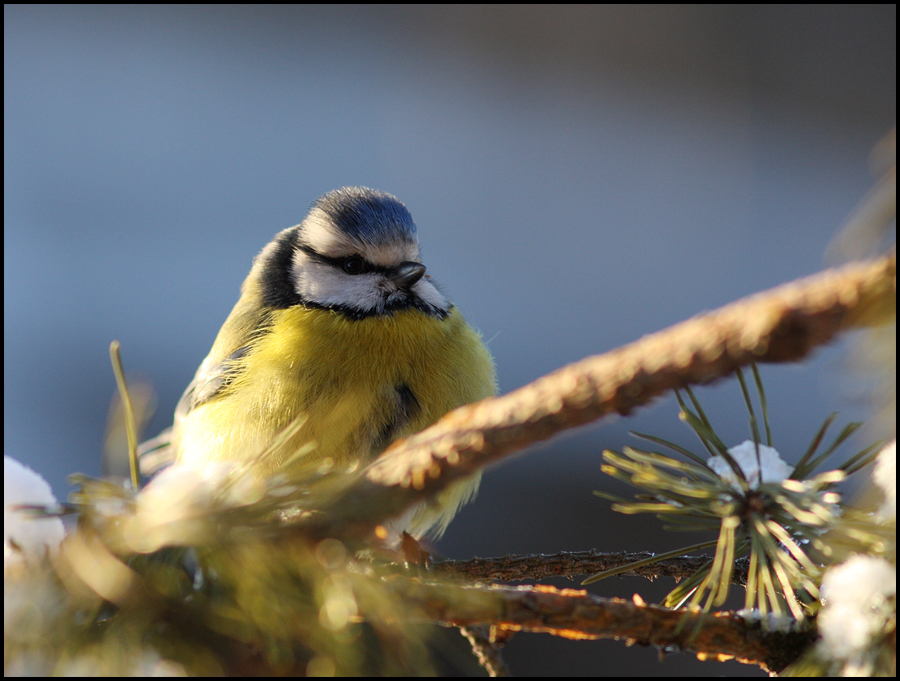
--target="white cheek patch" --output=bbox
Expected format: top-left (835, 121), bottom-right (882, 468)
top-left (409, 278), bottom-right (448, 311)
top-left (291, 249), bottom-right (449, 315)
top-left (291, 251), bottom-right (387, 312)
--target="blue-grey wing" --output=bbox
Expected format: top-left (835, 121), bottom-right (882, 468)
top-left (174, 345), bottom-right (251, 420)
top-left (138, 347), bottom-right (250, 479)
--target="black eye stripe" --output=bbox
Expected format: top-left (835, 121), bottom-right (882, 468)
top-left (297, 245), bottom-right (393, 276)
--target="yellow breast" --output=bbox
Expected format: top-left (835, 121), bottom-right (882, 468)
top-left (174, 306), bottom-right (496, 477)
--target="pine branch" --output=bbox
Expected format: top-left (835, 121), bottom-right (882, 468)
top-left (386, 580), bottom-right (816, 674)
top-left (428, 550), bottom-right (750, 585)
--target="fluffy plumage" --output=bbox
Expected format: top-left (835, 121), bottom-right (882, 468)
top-left (171, 187), bottom-right (496, 538)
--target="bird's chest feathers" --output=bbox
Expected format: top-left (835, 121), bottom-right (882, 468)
top-left (263, 307), bottom-right (446, 385)
top-left (233, 307), bottom-right (452, 443)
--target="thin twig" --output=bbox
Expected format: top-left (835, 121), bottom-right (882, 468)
top-left (458, 625), bottom-right (510, 677)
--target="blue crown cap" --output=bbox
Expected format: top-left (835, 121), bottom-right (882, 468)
top-left (313, 187), bottom-right (417, 245)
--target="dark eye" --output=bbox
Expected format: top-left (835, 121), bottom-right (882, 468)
top-left (341, 256), bottom-right (366, 275)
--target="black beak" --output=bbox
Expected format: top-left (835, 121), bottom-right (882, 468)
top-left (391, 261), bottom-right (426, 289)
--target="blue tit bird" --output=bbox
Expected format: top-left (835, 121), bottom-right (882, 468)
top-left (170, 187), bottom-right (496, 539)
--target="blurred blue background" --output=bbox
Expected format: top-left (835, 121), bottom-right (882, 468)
top-left (5, 5), bottom-right (895, 675)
